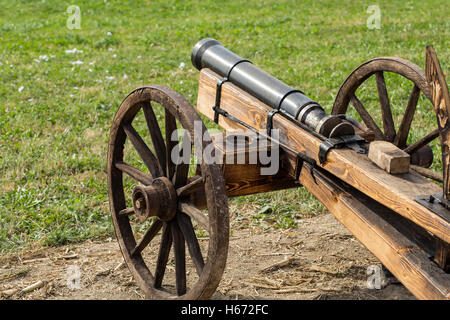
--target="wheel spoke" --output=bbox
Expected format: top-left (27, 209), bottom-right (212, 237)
top-left (394, 85), bottom-right (421, 148)
top-left (170, 221), bottom-right (186, 296)
top-left (173, 131), bottom-right (192, 188)
top-left (115, 161), bottom-right (153, 185)
top-left (403, 128), bottom-right (439, 154)
top-left (109, 86), bottom-right (231, 300)
top-left (177, 213), bottom-right (205, 276)
top-left (154, 223), bottom-right (172, 288)
top-left (176, 176), bottom-right (204, 197)
top-left (131, 219), bottom-right (163, 257)
top-left (375, 71), bottom-right (396, 142)
top-left (119, 207), bottom-right (135, 217)
top-left (165, 110), bottom-right (178, 180)
top-left (350, 94), bottom-right (384, 140)
top-left (142, 103), bottom-right (167, 175)
top-left (178, 202), bottom-right (210, 232)
top-left (123, 124), bottom-right (163, 178)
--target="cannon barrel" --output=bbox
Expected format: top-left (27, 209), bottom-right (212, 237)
top-left (191, 38), bottom-right (354, 138)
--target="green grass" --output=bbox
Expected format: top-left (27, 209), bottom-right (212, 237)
top-left (0, 0), bottom-right (448, 252)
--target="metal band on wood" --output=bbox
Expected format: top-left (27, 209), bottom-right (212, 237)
top-left (318, 135), bottom-right (366, 164)
top-left (266, 109), bottom-right (280, 136)
top-left (213, 77), bottom-right (229, 124)
top-left (212, 59), bottom-right (251, 124)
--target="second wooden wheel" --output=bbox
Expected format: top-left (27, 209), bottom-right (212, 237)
top-left (107, 85), bottom-right (229, 299)
top-left (332, 57), bottom-right (442, 181)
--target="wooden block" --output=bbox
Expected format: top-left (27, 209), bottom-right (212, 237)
top-left (368, 141), bottom-right (410, 174)
top-left (211, 132), bottom-right (299, 197)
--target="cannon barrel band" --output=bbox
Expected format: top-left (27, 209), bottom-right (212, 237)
top-left (191, 38), bottom-right (354, 138)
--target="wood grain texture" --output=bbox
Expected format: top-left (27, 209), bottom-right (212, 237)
top-left (170, 220), bottom-right (186, 296)
top-left (154, 223), bottom-right (172, 288)
top-left (223, 163), bottom-right (300, 197)
top-left (375, 71), bottom-right (396, 142)
top-left (178, 202), bottom-right (210, 232)
top-left (368, 141), bottom-right (410, 174)
top-left (122, 123), bottom-right (163, 178)
top-left (425, 46), bottom-right (450, 200)
top-left (177, 213), bottom-right (205, 276)
top-left (434, 239), bottom-right (450, 272)
top-left (350, 94), bottom-right (384, 140)
top-left (115, 161), bottom-right (153, 185)
top-left (298, 164), bottom-right (450, 300)
top-left (131, 219), bottom-right (163, 257)
top-left (423, 46), bottom-right (450, 278)
top-left (142, 102), bottom-right (167, 174)
top-left (211, 133), bottom-right (300, 197)
top-left (394, 85), bottom-right (421, 148)
top-left (197, 68), bottom-right (449, 243)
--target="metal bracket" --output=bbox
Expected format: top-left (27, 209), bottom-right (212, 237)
top-left (294, 152), bottom-right (305, 181)
top-left (318, 135), bottom-right (366, 164)
top-left (414, 193), bottom-right (450, 222)
top-left (211, 59), bottom-right (252, 124)
top-left (266, 109), bottom-right (280, 136)
top-left (294, 151), bottom-right (317, 183)
top-left (212, 77), bottom-right (229, 124)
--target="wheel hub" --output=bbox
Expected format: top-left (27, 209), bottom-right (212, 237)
top-left (132, 177), bottom-right (177, 222)
top-left (410, 145), bottom-right (433, 168)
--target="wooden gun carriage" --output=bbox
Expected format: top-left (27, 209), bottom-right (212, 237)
top-left (107, 39), bottom-right (450, 299)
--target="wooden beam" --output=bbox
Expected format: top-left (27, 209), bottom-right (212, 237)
top-left (298, 164), bottom-right (450, 300)
top-left (197, 68), bottom-right (450, 243)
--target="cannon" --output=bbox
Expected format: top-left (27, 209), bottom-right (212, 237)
top-left (107, 39), bottom-right (450, 299)
top-left (191, 38), bottom-right (355, 139)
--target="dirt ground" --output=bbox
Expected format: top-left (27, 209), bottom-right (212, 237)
top-left (0, 212), bottom-right (415, 300)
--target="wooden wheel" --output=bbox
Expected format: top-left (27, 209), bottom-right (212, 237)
top-left (107, 85), bottom-right (229, 299)
top-left (332, 57), bottom-right (442, 181)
